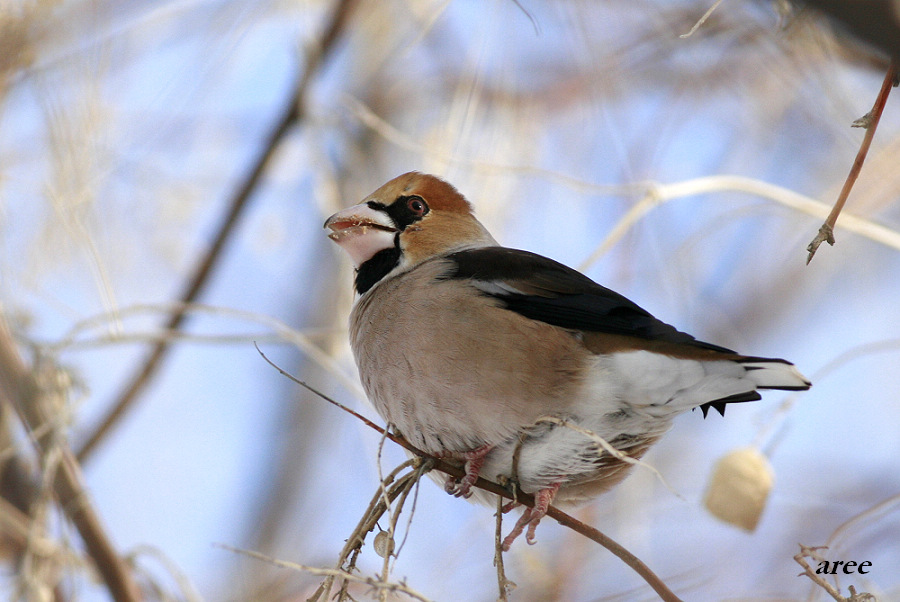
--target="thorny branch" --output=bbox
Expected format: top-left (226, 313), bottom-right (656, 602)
top-left (256, 347), bottom-right (685, 602)
top-left (807, 62), bottom-right (898, 263)
top-left (75, 0), bottom-right (360, 463)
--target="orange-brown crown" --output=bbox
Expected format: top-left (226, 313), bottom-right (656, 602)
top-left (365, 171), bottom-right (474, 215)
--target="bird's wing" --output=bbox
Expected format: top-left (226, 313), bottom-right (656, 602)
top-left (443, 246), bottom-right (734, 353)
top-left (441, 247), bottom-right (811, 417)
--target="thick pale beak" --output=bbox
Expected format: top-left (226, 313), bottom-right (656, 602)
top-left (324, 203), bottom-right (398, 268)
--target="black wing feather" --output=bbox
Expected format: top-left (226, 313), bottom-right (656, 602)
top-left (444, 247), bottom-right (734, 353)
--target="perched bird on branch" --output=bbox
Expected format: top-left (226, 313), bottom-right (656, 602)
top-left (325, 172), bottom-right (810, 549)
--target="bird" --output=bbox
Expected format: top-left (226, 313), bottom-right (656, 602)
top-left (324, 171), bottom-right (811, 550)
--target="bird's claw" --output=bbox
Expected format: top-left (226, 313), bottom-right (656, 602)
top-left (439, 444), bottom-right (493, 499)
top-left (501, 482), bottom-right (560, 551)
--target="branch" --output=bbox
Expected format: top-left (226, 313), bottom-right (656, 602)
top-left (0, 317), bottom-right (141, 601)
top-left (217, 544), bottom-right (432, 602)
top-left (257, 346), bottom-right (685, 602)
top-left (807, 61), bottom-right (897, 263)
top-left (75, 0), bottom-right (360, 463)
top-left (794, 545), bottom-right (876, 602)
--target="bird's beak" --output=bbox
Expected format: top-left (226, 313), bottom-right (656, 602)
top-left (324, 203), bottom-right (398, 267)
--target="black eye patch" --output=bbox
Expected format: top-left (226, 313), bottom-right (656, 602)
top-left (369, 195), bottom-right (429, 230)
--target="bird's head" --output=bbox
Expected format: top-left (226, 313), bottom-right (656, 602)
top-left (325, 172), bottom-right (497, 294)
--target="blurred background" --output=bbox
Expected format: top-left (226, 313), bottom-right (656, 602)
top-left (1, 0), bottom-right (899, 600)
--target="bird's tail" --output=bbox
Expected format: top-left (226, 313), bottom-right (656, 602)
top-left (739, 357), bottom-right (812, 391)
top-left (698, 357), bottom-right (811, 417)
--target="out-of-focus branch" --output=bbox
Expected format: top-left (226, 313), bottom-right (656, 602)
top-left (807, 61), bottom-right (897, 263)
top-left (0, 400), bottom-right (39, 555)
top-left (576, 173), bottom-right (900, 273)
top-left (0, 317), bottom-right (142, 601)
top-left (75, 0), bottom-right (360, 463)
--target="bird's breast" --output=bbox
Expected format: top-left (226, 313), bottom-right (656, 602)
top-left (349, 258), bottom-right (593, 455)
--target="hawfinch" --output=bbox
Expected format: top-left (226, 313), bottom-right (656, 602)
top-left (325, 172), bottom-right (811, 549)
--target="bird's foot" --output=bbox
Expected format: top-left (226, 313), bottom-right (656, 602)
top-left (500, 499), bottom-right (519, 513)
top-left (440, 444), bottom-right (493, 498)
top-left (501, 482), bottom-right (560, 551)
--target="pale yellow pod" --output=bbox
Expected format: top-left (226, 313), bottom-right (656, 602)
top-left (703, 447), bottom-right (774, 532)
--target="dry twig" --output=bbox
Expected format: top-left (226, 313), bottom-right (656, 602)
top-left (807, 62), bottom-right (898, 263)
top-left (217, 544), bottom-right (432, 602)
top-left (493, 493), bottom-right (515, 601)
top-left (794, 545), bottom-right (876, 602)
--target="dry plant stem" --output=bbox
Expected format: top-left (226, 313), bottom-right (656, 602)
top-left (534, 416), bottom-right (678, 496)
top-left (807, 61), bottom-right (897, 264)
top-left (218, 544), bottom-right (433, 602)
top-left (259, 350), bottom-right (684, 602)
top-left (311, 462), bottom-right (423, 602)
top-left (680, 0), bottom-right (725, 38)
top-left (377, 462), bottom-right (427, 602)
top-left (794, 545), bottom-right (875, 602)
top-left (493, 494), bottom-right (513, 602)
top-left (0, 319), bottom-right (142, 601)
top-left (75, 0), bottom-right (360, 463)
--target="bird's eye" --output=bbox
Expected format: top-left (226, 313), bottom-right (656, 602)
top-left (406, 196), bottom-right (427, 216)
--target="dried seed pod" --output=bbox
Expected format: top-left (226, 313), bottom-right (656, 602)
top-left (703, 447), bottom-right (774, 532)
top-left (373, 529), bottom-right (395, 558)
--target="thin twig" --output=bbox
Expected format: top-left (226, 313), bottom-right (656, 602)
top-left (826, 492), bottom-right (900, 551)
top-left (807, 61), bottom-right (897, 264)
top-left (533, 416), bottom-right (681, 498)
top-left (680, 0), bottom-right (725, 38)
top-left (794, 545), bottom-right (876, 602)
top-left (543, 505), bottom-right (683, 602)
top-left (377, 462), bottom-right (426, 602)
top-left (260, 348), bottom-right (685, 602)
top-left (217, 544), bottom-right (433, 602)
top-left (311, 460), bottom-right (424, 602)
top-left (75, 0), bottom-right (360, 463)
top-left (493, 494), bottom-right (514, 601)
top-left (52, 301), bottom-right (365, 399)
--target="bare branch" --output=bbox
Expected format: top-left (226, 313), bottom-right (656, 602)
top-left (807, 61), bottom-right (897, 263)
top-left (493, 494), bottom-right (515, 601)
top-left (680, 0), bottom-right (726, 39)
top-left (794, 545), bottom-right (876, 602)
